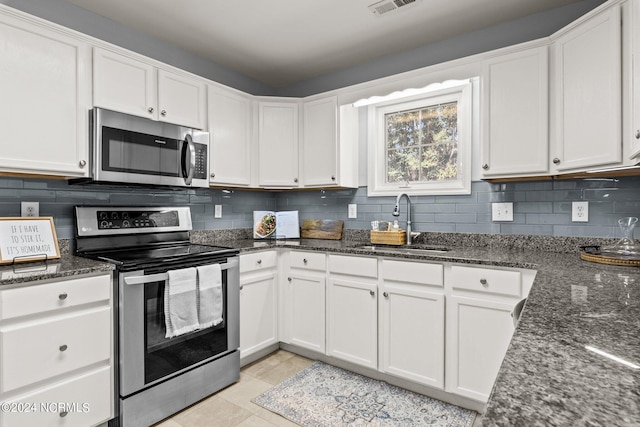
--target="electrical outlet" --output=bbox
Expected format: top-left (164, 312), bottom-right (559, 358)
top-left (21, 201), bottom-right (39, 217)
top-left (491, 202), bottom-right (513, 222)
top-left (572, 201), bottom-right (589, 222)
top-left (348, 204), bottom-right (357, 219)
top-left (214, 205), bottom-right (222, 218)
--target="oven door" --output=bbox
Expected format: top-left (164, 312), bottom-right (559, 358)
top-left (118, 256), bottom-right (239, 397)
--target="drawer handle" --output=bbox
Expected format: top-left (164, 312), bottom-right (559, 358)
top-left (383, 292), bottom-right (389, 298)
top-left (59, 411), bottom-right (68, 418)
top-left (303, 258), bottom-right (308, 264)
top-left (58, 292), bottom-right (68, 300)
top-left (59, 344), bottom-right (68, 352)
top-left (370, 290), bottom-right (375, 296)
top-left (480, 278), bottom-right (488, 286)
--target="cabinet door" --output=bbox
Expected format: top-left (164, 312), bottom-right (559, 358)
top-left (552, 4), bottom-right (621, 172)
top-left (158, 69), bottom-right (206, 129)
top-left (303, 96), bottom-right (338, 187)
top-left (93, 47), bottom-right (157, 120)
top-left (208, 85), bottom-right (252, 186)
top-left (379, 284), bottom-right (444, 389)
top-left (481, 46), bottom-right (549, 177)
top-left (287, 272), bottom-right (325, 353)
top-left (258, 101), bottom-right (299, 187)
top-left (446, 295), bottom-right (516, 402)
top-left (630, 0), bottom-right (640, 158)
top-left (326, 278), bottom-right (377, 369)
top-left (239, 270), bottom-right (277, 359)
top-left (0, 14), bottom-right (91, 177)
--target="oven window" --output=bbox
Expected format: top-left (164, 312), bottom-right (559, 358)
top-left (144, 274), bottom-right (229, 384)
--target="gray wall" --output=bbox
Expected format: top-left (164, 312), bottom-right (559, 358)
top-left (1, 0), bottom-right (606, 97)
top-left (2, 176), bottom-right (640, 240)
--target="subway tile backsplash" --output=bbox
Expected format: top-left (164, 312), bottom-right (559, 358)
top-left (1, 176), bottom-right (640, 240)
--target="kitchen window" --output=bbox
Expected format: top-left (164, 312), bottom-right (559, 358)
top-left (366, 80), bottom-right (472, 196)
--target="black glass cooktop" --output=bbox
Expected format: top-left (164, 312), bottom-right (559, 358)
top-left (90, 244), bottom-right (237, 268)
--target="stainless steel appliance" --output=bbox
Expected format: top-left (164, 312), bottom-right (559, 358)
top-left (80, 108), bottom-right (210, 188)
top-left (74, 206), bottom-right (240, 427)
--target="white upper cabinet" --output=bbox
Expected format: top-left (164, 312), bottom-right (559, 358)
top-left (0, 8), bottom-right (91, 177)
top-left (302, 96), bottom-right (359, 188)
top-left (481, 45), bottom-right (549, 178)
top-left (208, 85), bottom-right (252, 186)
top-left (551, 3), bottom-right (622, 173)
top-left (627, 0), bottom-right (640, 159)
top-left (257, 100), bottom-right (300, 188)
top-left (94, 47), bottom-right (206, 129)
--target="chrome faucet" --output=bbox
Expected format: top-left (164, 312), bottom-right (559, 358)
top-left (392, 193), bottom-right (412, 245)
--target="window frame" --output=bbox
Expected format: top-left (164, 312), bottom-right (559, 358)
top-left (367, 80), bottom-right (472, 197)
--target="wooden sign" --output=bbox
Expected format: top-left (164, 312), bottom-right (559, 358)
top-left (300, 219), bottom-right (344, 240)
top-left (0, 217), bottom-right (60, 264)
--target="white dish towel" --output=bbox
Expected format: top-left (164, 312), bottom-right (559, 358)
top-left (196, 264), bottom-right (223, 329)
top-left (164, 267), bottom-right (199, 338)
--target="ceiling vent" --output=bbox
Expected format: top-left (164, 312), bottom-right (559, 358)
top-left (368, 0), bottom-right (419, 16)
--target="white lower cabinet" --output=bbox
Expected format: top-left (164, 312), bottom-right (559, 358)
top-left (239, 251), bottom-right (278, 360)
top-left (445, 265), bottom-right (524, 402)
top-left (379, 259), bottom-right (445, 389)
top-left (326, 255), bottom-right (378, 369)
top-left (283, 251), bottom-right (327, 353)
top-left (0, 273), bottom-right (113, 427)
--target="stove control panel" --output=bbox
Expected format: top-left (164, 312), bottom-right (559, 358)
top-left (97, 210), bottom-right (180, 230)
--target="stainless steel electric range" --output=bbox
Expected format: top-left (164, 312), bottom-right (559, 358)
top-left (74, 206), bottom-right (240, 427)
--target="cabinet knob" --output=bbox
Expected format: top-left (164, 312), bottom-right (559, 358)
top-left (293, 178), bottom-right (298, 183)
top-left (288, 277), bottom-right (292, 282)
top-left (553, 158), bottom-right (561, 165)
top-left (480, 278), bottom-right (488, 286)
top-left (59, 344), bottom-right (68, 352)
top-left (78, 160), bottom-right (87, 168)
top-left (370, 290), bottom-right (375, 296)
top-left (161, 110), bottom-right (167, 117)
top-left (58, 292), bottom-right (68, 300)
top-left (383, 292), bottom-right (389, 298)
top-left (148, 107), bottom-right (154, 114)
top-left (303, 258), bottom-right (308, 264)
top-left (331, 175), bottom-right (336, 181)
top-left (257, 259), bottom-right (262, 265)
top-left (482, 163), bottom-right (489, 170)
top-left (210, 173), bottom-right (216, 178)
top-left (239, 285), bottom-right (244, 290)
top-left (59, 411), bottom-right (68, 418)
top-left (636, 129), bottom-right (640, 140)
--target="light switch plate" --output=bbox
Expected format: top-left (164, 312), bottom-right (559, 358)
top-left (214, 204), bottom-right (222, 218)
top-left (348, 204), bottom-right (357, 219)
top-left (572, 201), bottom-right (588, 222)
top-left (492, 202), bottom-right (513, 222)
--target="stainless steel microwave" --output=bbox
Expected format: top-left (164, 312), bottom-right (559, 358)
top-left (86, 107), bottom-right (210, 188)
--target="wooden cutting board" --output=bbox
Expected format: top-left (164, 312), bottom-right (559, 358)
top-left (300, 220), bottom-right (344, 240)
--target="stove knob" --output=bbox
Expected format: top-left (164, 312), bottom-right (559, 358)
top-left (99, 212), bottom-right (108, 220)
top-left (122, 220), bottom-right (130, 228)
top-left (100, 221), bottom-right (109, 228)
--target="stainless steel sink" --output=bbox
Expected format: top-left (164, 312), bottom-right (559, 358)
top-left (354, 244), bottom-right (449, 254)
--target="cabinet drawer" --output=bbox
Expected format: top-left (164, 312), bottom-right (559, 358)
top-left (1, 366), bottom-right (112, 427)
top-left (240, 250), bottom-right (277, 273)
top-left (0, 274), bottom-right (110, 321)
top-left (450, 265), bottom-right (521, 297)
top-left (382, 260), bottom-right (443, 287)
top-left (290, 251), bottom-right (326, 271)
top-left (0, 307), bottom-right (111, 393)
top-left (328, 255), bottom-right (377, 278)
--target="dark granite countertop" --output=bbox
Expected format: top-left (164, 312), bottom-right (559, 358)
top-left (0, 253), bottom-right (113, 287)
top-left (203, 235), bottom-right (640, 426)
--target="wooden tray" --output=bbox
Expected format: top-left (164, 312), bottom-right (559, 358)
top-left (370, 230), bottom-right (406, 245)
top-left (580, 251), bottom-right (640, 266)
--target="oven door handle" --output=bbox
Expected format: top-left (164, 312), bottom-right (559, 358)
top-left (123, 258), bottom-right (238, 286)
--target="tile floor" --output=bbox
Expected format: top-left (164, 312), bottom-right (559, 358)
top-left (153, 350), bottom-right (482, 427)
top-left (153, 350), bottom-right (314, 427)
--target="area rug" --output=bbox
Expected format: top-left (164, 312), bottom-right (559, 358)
top-left (252, 361), bottom-right (476, 427)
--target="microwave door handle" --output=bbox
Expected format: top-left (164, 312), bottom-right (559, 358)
top-left (183, 133), bottom-right (196, 186)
